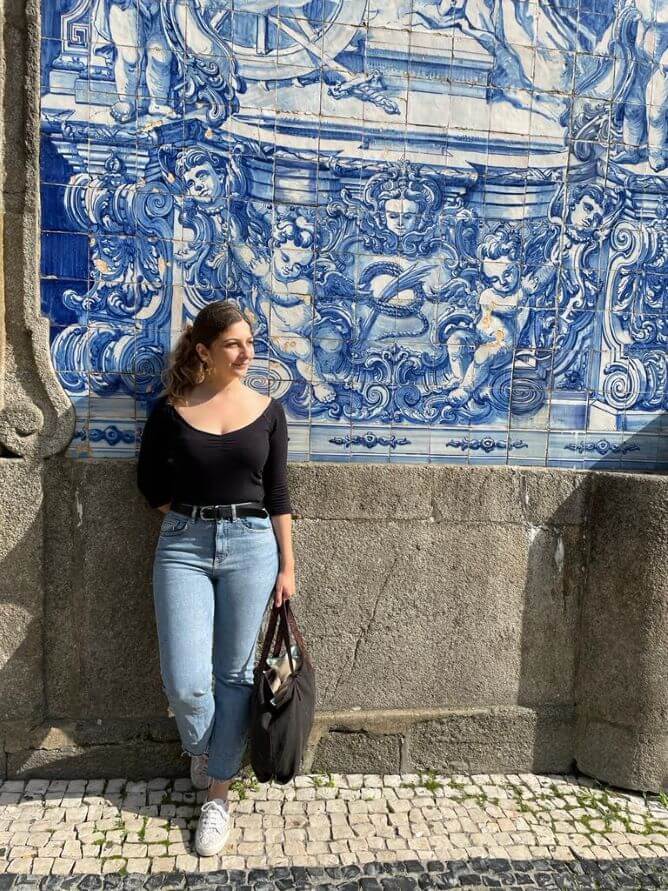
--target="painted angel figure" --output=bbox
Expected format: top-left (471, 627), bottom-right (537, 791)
top-left (613, 0), bottom-right (668, 171)
top-left (444, 224), bottom-right (533, 406)
top-left (90, 0), bottom-right (175, 123)
top-left (233, 208), bottom-right (340, 404)
top-left (91, 0), bottom-right (244, 127)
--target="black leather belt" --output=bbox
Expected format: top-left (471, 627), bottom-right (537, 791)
top-left (170, 501), bottom-right (268, 521)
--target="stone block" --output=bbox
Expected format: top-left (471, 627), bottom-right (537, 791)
top-left (6, 741), bottom-right (188, 780)
top-left (430, 466), bottom-right (590, 527)
top-left (575, 472), bottom-right (668, 792)
top-left (295, 517), bottom-right (583, 710)
top-left (290, 463), bottom-right (433, 519)
top-left (407, 705), bottom-right (574, 774)
top-left (43, 459), bottom-right (171, 719)
top-left (310, 731), bottom-right (402, 774)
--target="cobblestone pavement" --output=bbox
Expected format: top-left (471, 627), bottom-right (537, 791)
top-left (0, 772), bottom-right (666, 889)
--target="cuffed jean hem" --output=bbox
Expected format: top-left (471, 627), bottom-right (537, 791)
top-left (207, 771), bottom-right (239, 783)
top-left (207, 752), bottom-right (243, 782)
top-left (181, 745), bottom-right (209, 758)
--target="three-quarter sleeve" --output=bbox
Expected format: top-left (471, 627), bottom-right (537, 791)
top-left (262, 401), bottom-right (292, 516)
top-left (137, 398), bottom-right (173, 509)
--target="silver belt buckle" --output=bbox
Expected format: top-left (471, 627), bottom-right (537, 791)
top-left (201, 506), bottom-right (215, 520)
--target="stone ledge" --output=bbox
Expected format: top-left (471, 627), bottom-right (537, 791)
top-left (1, 705), bottom-right (575, 780)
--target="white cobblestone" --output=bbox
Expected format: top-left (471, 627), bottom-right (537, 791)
top-left (0, 771), bottom-right (662, 874)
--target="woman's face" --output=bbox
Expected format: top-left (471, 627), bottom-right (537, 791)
top-left (198, 320), bottom-right (254, 376)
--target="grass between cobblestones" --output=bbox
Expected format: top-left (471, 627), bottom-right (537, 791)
top-left (0, 770), bottom-right (665, 883)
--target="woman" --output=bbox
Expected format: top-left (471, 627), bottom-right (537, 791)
top-left (136, 300), bottom-right (296, 858)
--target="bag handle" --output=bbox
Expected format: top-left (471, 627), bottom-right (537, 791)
top-left (259, 603), bottom-right (281, 668)
top-left (257, 600), bottom-right (311, 674)
top-left (282, 600), bottom-right (311, 665)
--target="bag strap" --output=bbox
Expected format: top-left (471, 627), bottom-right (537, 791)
top-left (259, 603), bottom-right (281, 668)
top-left (257, 600), bottom-right (312, 675)
top-left (258, 602), bottom-right (294, 667)
top-left (283, 600), bottom-right (312, 667)
top-left (279, 604), bottom-right (296, 674)
top-left (282, 599), bottom-right (313, 668)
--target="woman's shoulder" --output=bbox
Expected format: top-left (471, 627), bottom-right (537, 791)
top-left (147, 392), bottom-right (174, 422)
top-left (265, 394), bottom-right (286, 418)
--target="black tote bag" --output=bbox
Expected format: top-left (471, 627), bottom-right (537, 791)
top-left (249, 599), bottom-right (316, 783)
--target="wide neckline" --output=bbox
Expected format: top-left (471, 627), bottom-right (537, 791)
top-left (168, 396), bottom-right (273, 438)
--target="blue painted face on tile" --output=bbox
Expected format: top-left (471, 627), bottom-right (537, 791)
top-left (39, 0), bottom-right (668, 470)
top-left (383, 199), bottom-right (420, 237)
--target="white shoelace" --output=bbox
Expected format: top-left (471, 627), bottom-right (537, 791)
top-left (198, 798), bottom-right (229, 839)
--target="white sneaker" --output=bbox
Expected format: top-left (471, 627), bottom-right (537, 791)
top-left (190, 752), bottom-right (210, 790)
top-left (195, 797), bottom-right (231, 857)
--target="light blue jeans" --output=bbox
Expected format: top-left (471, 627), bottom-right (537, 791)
top-left (151, 504), bottom-right (279, 782)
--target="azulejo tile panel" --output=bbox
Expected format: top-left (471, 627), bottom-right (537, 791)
top-left (40, 0), bottom-right (668, 470)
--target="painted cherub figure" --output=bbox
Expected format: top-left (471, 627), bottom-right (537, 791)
top-left (233, 208), bottom-right (339, 404)
top-left (445, 224), bottom-right (532, 406)
top-left (90, 0), bottom-right (176, 123)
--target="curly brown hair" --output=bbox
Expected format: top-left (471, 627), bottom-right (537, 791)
top-left (160, 300), bottom-right (256, 405)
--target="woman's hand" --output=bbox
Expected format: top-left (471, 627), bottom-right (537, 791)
top-left (273, 566), bottom-right (296, 607)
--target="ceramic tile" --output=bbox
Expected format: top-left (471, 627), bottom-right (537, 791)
top-left (38, 0), bottom-right (667, 471)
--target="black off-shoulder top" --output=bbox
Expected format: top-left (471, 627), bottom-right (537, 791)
top-left (136, 393), bottom-right (292, 516)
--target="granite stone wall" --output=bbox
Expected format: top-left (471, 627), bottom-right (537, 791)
top-left (0, 0), bottom-right (665, 794)
top-left (1, 455), bottom-right (666, 792)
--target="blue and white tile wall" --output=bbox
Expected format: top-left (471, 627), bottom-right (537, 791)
top-left (40, 1), bottom-right (668, 471)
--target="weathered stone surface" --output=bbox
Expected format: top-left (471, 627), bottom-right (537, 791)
top-left (407, 705), bottom-right (574, 774)
top-left (2, 718), bottom-right (180, 752)
top-left (431, 465), bottom-right (591, 527)
top-left (1, 0), bottom-right (75, 461)
top-left (0, 445), bottom-right (649, 790)
top-left (7, 742), bottom-right (188, 780)
top-left (310, 732), bottom-right (402, 774)
top-left (0, 461), bottom-right (44, 723)
top-left (293, 517), bottom-right (583, 710)
top-left (289, 463), bottom-right (433, 519)
top-left (575, 718), bottom-right (668, 794)
top-left (6, 457), bottom-right (661, 791)
top-left (43, 459), bottom-right (169, 720)
top-left (284, 464), bottom-right (591, 528)
top-left (575, 472), bottom-right (668, 792)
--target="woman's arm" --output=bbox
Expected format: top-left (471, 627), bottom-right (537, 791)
top-left (137, 399), bottom-right (173, 512)
top-left (271, 513), bottom-right (295, 571)
top-left (263, 402), bottom-right (296, 603)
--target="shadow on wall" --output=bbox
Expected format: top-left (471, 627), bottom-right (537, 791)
top-left (518, 411), bottom-right (668, 792)
top-left (0, 448), bottom-right (179, 779)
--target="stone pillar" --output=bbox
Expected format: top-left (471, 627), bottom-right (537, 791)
top-left (0, 0), bottom-right (76, 774)
top-left (575, 472), bottom-right (668, 792)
